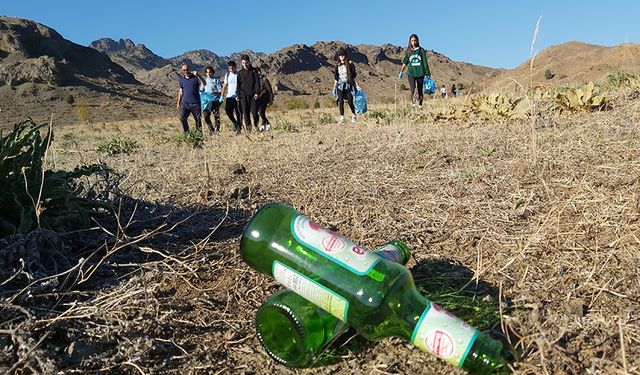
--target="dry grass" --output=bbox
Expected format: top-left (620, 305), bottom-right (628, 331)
top-left (2, 90), bottom-right (640, 374)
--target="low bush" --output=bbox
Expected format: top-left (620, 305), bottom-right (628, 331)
top-left (97, 137), bottom-right (139, 155)
top-left (0, 120), bottom-right (111, 237)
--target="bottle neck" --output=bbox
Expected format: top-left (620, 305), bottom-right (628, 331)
top-left (372, 240), bottom-right (410, 265)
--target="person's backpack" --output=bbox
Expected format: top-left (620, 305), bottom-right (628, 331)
top-left (354, 89), bottom-right (368, 114)
top-left (423, 77), bottom-right (437, 94)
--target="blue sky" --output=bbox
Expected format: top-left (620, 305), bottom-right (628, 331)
top-left (2, 0), bottom-right (638, 68)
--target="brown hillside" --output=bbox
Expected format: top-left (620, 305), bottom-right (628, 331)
top-left (0, 17), bottom-right (172, 127)
top-left (487, 41), bottom-right (640, 92)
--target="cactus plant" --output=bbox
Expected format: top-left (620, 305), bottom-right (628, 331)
top-left (553, 82), bottom-right (608, 113)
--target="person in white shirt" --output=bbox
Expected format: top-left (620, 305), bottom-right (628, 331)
top-left (200, 66), bottom-right (223, 133)
top-left (440, 85), bottom-right (448, 99)
top-left (220, 61), bottom-right (242, 134)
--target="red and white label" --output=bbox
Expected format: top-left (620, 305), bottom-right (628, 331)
top-left (291, 215), bottom-right (380, 275)
top-left (412, 303), bottom-right (478, 367)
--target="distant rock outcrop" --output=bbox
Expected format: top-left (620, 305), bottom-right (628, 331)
top-left (109, 44), bottom-right (172, 75)
top-left (89, 38), bottom-right (136, 53)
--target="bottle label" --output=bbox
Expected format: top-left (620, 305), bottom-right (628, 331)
top-left (291, 215), bottom-right (380, 275)
top-left (411, 303), bottom-right (479, 367)
top-left (273, 261), bottom-right (349, 321)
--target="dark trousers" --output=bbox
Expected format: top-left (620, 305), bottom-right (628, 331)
top-left (224, 98), bottom-right (241, 130)
top-left (256, 95), bottom-right (270, 126)
top-left (203, 101), bottom-right (221, 132)
top-left (179, 102), bottom-right (202, 132)
top-left (239, 95), bottom-right (258, 130)
top-left (407, 76), bottom-right (425, 105)
top-left (338, 88), bottom-right (355, 116)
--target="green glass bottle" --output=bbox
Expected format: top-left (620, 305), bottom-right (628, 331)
top-left (240, 202), bottom-right (507, 374)
top-left (256, 240), bottom-right (410, 368)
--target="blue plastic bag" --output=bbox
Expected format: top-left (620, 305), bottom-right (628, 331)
top-left (354, 89), bottom-right (368, 114)
top-left (423, 77), bottom-right (437, 94)
top-left (200, 92), bottom-right (213, 111)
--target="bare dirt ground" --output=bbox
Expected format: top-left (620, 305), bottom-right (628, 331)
top-left (2, 88), bottom-right (640, 374)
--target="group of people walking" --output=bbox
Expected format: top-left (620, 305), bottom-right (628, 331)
top-left (176, 34), bottom-right (461, 133)
top-left (177, 54), bottom-right (273, 134)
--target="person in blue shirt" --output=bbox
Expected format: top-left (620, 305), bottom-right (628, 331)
top-left (200, 65), bottom-right (223, 134)
top-left (176, 63), bottom-right (204, 132)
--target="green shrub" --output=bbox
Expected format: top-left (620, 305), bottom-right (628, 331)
top-left (317, 113), bottom-right (334, 125)
top-left (274, 119), bottom-right (298, 132)
top-left (171, 129), bottom-right (204, 148)
top-left (74, 99), bottom-right (91, 123)
top-left (285, 98), bottom-right (309, 110)
top-left (607, 71), bottom-right (637, 87)
top-left (544, 69), bottom-right (555, 80)
top-left (313, 99), bottom-right (321, 109)
top-left (97, 137), bottom-right (139, 155)
top-left (65, 94), bottom-right (75, 104)
top-left (0, 120), bottom-right (111, 237)
top-left (365, 110), bottom-right (391, 125)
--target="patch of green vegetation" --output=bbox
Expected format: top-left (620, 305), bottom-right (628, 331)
top-left (170, 129), bottom-right (204, 148)
top-left (364, 110), bottom-right (393, 125)
top-left (457, 169), bottom-right (476, 182)
top-left (97, 137), bottom-right (139, 155)
top-left (544, 69), bottom-right (555, 80)
top-left (317, 113), bottom-right (334, 125)
top-left (0, 120), bottom-right (111, 237)
top-left (285, 98), bottom-right (309, 110)
top-left (274, 119), bottom-right (299, 133)
top-left (606, 71), bottom-right (637, 88)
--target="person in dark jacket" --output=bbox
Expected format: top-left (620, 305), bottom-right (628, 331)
top-left (332, 48), bottom-right (358, 123)
top-left (255, 67), bottom-right (274, 130)
top-left (236, 54), bottom-right (260, 132)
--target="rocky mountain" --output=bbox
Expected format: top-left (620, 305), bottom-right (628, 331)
top-left (487, 41), bottom-right (640, 91)
top-left (109, 44), bottom-right (172, 75)
top-left (169, 49), bottom-right (266, 72)
top-left (89, 37), bottom-right (136, 53)
top-left (0, 17), bottom-right (171, 127)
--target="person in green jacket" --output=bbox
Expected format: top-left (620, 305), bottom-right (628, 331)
top-left (398, 33), bottom-right (431, 107)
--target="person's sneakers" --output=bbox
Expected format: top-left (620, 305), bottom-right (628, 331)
top-left (265, 123), bottom-right (272, 131)
top-left (351, 114), bottom-right (356, 123)
top-left (339, 115), bottom-right (345, 123)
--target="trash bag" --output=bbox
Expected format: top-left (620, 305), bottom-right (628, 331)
top-left (354, 89), bottom-right (368, 114)
top-left (200, 92), bottom-right (213, 111)
top-left (423, 77), bottom-right (437, 94)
